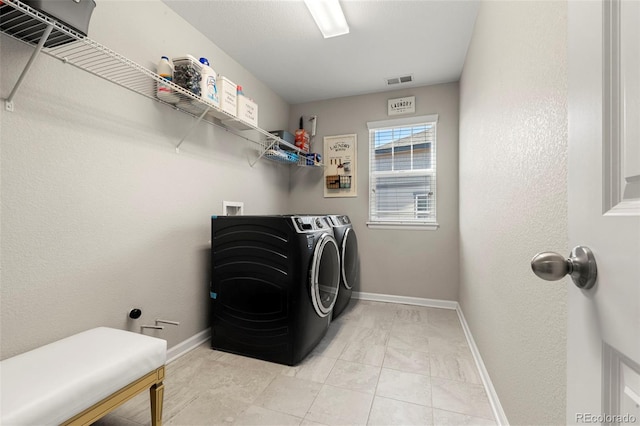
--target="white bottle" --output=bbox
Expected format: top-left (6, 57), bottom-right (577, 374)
top-left (199, 57), bottom-right (219, 107)
top-left (156, 56), bottom-right (179, 104)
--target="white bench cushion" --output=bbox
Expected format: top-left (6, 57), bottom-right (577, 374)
top-left (0, 327), bottom-right (166, 426)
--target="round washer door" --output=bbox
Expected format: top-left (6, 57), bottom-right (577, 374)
top-left (341, 227), bottom-right (359, 290)
top-left (310, 233), bottom-right (340, 317)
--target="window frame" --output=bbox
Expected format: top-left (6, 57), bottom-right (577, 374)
top-left (366, 114), bottom-right (439, 230)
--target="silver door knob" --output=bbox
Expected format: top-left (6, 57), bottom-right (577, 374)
top-left (531, 246), bottom-right (597, 289)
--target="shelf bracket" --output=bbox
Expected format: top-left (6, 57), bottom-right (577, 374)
top-left (4, 23), bottom-right (54, 112)
top-left (175, 106), bottom-right (211, 153)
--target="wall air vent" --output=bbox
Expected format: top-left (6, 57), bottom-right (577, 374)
top-left (385, 74), bottom-right (413, 86)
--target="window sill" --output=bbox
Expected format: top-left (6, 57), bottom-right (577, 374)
top-left (366, 222), bottom-right (439, 231)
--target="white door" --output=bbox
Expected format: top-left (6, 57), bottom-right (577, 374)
top-left (566, 0), bottom-right (640, 423)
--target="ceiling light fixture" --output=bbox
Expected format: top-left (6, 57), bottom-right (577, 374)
top-left (304, 0), bottom-right (350, 39)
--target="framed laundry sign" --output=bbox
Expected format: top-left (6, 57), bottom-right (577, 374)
top-left (324, 134), bottom-right (357, 198)
top-left (388, 96), bottom-right (415, 116)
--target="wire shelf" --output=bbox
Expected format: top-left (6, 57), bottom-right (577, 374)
top-left (0, 0), bottom-right (314, 166)
top-left (264, 148), bottom-right (300, 165)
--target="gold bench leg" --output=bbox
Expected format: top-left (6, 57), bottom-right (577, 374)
top-left (150, 381), bottom-right (164, 426)
top-left (61, 365), bottom-right (165, 426)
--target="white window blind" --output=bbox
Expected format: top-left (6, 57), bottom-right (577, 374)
top-left (367, 115), bottom-right (438, 228)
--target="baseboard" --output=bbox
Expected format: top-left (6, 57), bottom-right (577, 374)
top-left (166, 328), bottom-right (211, 364)
top-left (456, 306), bottom-right (510, 426)
top-left (353, 291), bottom-right (508, 425)
top-left (352, 291), bottom-right (458, 310)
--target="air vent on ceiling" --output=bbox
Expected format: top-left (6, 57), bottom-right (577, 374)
top-left (386, 74), bottom-right (413, 85)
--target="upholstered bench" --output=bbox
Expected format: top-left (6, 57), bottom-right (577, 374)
top-left (0, 327), bottom-right (167, 426)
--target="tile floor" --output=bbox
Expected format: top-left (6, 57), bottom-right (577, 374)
top-left (98, 300), bottom-right (497, 425)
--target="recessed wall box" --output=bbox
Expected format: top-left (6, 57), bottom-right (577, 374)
top-left (223, 201), bottom-right (244, 216)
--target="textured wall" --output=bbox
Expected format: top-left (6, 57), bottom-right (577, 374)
top-left (458, 1), bottom-right (568, 424)
top-left (288, 83), bottom-right (459, 301)
top-left (1, 0), bottom-right (290, 359)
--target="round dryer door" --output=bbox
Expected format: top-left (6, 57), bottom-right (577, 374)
top-left (341, 227), bottom-right (359, 290)
top-left (310, 234), bottom-right (340, 317)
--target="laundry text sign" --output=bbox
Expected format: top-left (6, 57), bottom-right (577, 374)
top-left (388, 96), bottom-right (415, 116)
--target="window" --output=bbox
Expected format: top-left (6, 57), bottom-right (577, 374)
top-left (367, 114), bottom-right (438, 229)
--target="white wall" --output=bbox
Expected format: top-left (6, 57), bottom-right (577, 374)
top-left (2, 5), bottom-right (572, 424)
top-left (289, 83), bottom-right (459, 301)
top-left (0, 0), bottom-right (291, 359)
top-left (458, 1), bottom-right (568, 424)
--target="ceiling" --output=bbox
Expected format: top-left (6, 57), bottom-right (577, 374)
top-left (162, 0), bottom-right (480, 105)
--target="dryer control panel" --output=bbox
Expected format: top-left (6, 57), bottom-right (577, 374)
top-left (327, 215), bottom-right (351, 226)
top-left (291, 216), bottom-right (331, 233)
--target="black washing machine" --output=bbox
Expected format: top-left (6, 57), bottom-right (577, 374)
top-left (210, 215), bottom-right (340, 365)
top-left (326, 215), bottom-right (358, 318)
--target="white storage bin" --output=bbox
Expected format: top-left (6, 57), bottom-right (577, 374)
top-left (219, 76), bottom-right (237, 117)
top-left (237, 96), bottom-right (258, 127)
